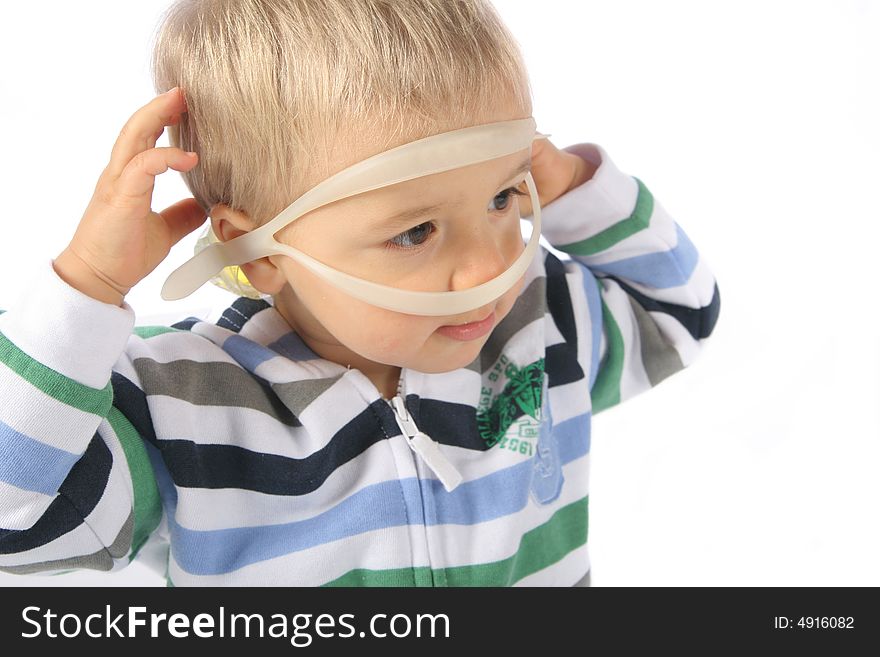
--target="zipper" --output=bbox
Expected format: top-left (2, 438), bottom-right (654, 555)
top-left (387, 371), bottom-right (463, 493)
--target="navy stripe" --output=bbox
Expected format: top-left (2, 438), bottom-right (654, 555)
top-left (171, 317), bottom-right (199, 331)
top-left (59, 432), bottom-right (114, 519)
top-left (216, 297), bottom-right (271, 333)
top-left (416, 398), bottom-right (485, 451)
top-left (608, 276), bottom-right (721, 340)
top-left (543, 252), bottom-right (586, 387)
top-left (113, 371), bottom-right (352, 494)
top-left (154, 401), bottom-right (391, 494)
top-left (111, 373), bottom-right (159, 445)
top-left (0, 432), bottom-right (112, 553)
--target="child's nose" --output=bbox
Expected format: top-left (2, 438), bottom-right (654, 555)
top-left (447, 223), bottom-right (520, 292)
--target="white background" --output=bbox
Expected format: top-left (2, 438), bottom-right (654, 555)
top-left (1, 0), bottom-right (878, 587)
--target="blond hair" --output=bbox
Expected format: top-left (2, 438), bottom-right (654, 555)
top-left (150, 0), bottom-right (533, 230)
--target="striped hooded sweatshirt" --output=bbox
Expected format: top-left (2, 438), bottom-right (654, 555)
top-left (0, 143), bottom-right (720, 586)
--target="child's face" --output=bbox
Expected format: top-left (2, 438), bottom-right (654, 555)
top-left (268, 141), bottom-right (532, 382)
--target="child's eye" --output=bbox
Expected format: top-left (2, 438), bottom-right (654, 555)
top-left (383, 185), bottom-right (528, 252)
top-left (490, 184), bottom-right (529, 213)
top-left (385, 221), bottom-right (435, 251)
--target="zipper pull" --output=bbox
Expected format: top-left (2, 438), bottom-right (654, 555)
top-left (390, 396), bottom-right (463, 492)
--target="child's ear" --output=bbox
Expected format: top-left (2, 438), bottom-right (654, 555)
top-left (210, 204), bottom-right (287, 296)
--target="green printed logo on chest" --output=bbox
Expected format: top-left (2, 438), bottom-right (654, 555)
top-left (477, 356), bottom-right (545, 451)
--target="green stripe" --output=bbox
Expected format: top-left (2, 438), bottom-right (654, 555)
top-left (106, 407), bottom-right (162, 559)
top-left (0, 329), bottom-right (112, 416)
top-left (323, 566), bottom-right (434, 587)
top-left (134, 326), bottom-right (182, 339)
top-left (322, 496), bottom-right (588, 587)
top-left (554, 177), bottom-right (653, 256)
top-left (590, 291), bottom-right (625, 414)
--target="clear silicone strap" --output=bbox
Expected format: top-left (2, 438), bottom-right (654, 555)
top-left (261, 171), bottom-right (542, 316)
top-left (162, 117), bottom-right (548, 310)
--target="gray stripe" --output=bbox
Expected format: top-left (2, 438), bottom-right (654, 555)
top-left (572, 569), bottom-right (591, 587)
top-left (479, 274), bottom-right (547, 373)
top-left (628, 297), bottom-right (684, 387)
top-left (0, 511), bottom-right (133, 575)
top-left (132, 358), bottom-right (299, 426)
top-left (271, 375), bottom-right (345, 416)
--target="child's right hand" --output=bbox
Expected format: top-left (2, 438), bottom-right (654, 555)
top-left (53, 87), bottom-right (208, 306)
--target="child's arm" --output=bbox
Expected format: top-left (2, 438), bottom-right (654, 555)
top-left (0, 88), bottom-right (205, 576)
top-left (0, 272), bottom-right (163, 575)
top-left (533, 142), bottom-right (719, 413)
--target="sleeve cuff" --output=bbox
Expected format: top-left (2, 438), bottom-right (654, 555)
top-left (0, 259), bottom-right (136, 389)
top-left (537, 143), bottom-right (642, 249)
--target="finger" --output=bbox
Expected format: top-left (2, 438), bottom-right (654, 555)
top-left (105, 88), bottom-right (188, 180)
top-left (148, 113), bottom-right (181, 149)
top-left (159, 197), bottom-right (209, 247)
top-left (112, 147), bottom-right (198, 205)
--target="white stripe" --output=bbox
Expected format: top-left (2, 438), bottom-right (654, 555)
top-left (125, 331), bottom-right (241, 366)
top-left (110, 356), bottom-right (141, 387)
top-left (237, 305), bottom-right (291, 345)
top-left (574, 198), bottom-right (681, 268)
top-left (547, 377), bottom-right (591, 426)
top-left (148, 396), bottom-right (328, 459)
top-left (0, 359), bottom-right (102, 454)
top-left (190, 321), bottom-right (238, 347)
top-left (254, 354), bottom-right (347, 385)
top-left (0, 480), bottom-right (55, 531)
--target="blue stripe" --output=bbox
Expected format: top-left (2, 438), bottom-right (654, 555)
top-left (222, 334), bottom-right (277, 371)
top-left (585, 223), bottom-right (698, 289)
top-left (551, 410), bottom-right (591, 465)
top-left (577, 264), bottom-right (603, 388)
top-left (0, 419), bottom-right (80, 494)
top-left (266, 332), bottom-right (319, 362)
top-left (166, 410), bottom-right (591, 576)
top-left (425, 411), bottom-right (591, 524)
top-left (171, 479), bottom-right (418, 575)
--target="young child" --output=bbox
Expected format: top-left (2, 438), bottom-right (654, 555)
top-left (0, 0), bottom-right (719, 586)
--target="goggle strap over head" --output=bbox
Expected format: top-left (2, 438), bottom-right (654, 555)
top-left (161, 118), bottom-right (549, 317)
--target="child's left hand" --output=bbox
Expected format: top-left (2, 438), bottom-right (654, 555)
top-left (517, 135), bottom-right (598, 217)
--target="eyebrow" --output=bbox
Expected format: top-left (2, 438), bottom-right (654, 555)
top-left (372, 157), bottom-right (532, 230)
